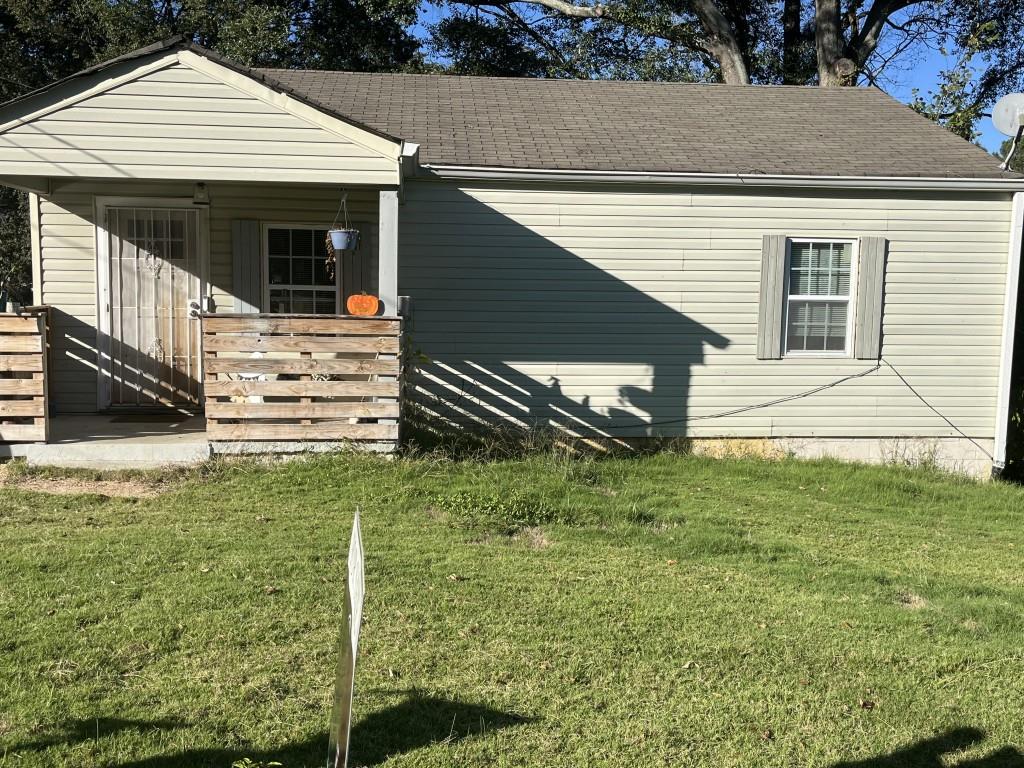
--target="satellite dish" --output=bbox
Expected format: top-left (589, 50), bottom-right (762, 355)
top-left (993, 93), bottom-right (1024, 137)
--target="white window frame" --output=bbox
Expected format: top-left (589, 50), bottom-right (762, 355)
top-left (261, 222), bottom-right (342, 314)
top-left (782, 237), bottom-right (858, 358)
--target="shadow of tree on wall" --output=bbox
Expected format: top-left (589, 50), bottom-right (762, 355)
top-left (831, 728), bottom-right (1024, 768)
top-left (6, 695), bottom-right (530, 768)
top-left (400, 186), bottom-right (731, 448)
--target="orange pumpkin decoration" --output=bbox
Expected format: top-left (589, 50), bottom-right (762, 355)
top-left (346, 292), bottom-right (379, 316)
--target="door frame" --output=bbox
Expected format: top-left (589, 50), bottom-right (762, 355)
top-left (94, 196), bottom-right (211, 411)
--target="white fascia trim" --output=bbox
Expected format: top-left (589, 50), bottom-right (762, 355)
top-left (177, 50), bottom-right (402, 163)
top-left (994, 191), bottom-right (1024, 469)
top-left (421, 164), bottom-right (1024, 192)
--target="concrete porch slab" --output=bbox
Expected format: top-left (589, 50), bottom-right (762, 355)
top-left (0, 415), bottom-right (212, 469)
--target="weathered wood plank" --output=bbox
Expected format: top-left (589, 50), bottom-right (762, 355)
top-left (0, 316), bottom-right (44, 332)
top-left (204, 357), bottom-right (401, 375)
top-left (0, 354), bottom-right (43, 372)
top-left (205, 380), bottom-right (400, 398)
top-left (0, 379), bottom-right (44, 395)
top-left (0, 334), bottom-right (43, 353)
top-left (206, 381), bottom-right (400, 399)
top-left (0, 401), bottom-right (45, 417)
top-left (204, 334), bottom-right (399, 353)
top-left (206, 401), bottom-right (400, 419)
top-left (207, 422), bottom-right (399, 441)
top-left (202, 316), bottom-right (400, 335)
top-left (0, 424), bottom-right (46, 441)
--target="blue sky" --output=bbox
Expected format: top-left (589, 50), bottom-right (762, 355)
top-left (882, 47), bottom-right (1004, 155)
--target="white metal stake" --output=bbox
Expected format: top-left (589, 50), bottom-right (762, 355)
top-left (328, 509), bottom-right (365, 768)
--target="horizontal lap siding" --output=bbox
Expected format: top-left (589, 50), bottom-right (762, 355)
top-left (0, 63), bottom-right (397, 184)
top-left (39, 180), bottom-right (378, 412)
top-left (400, 181), bottom-right (1011, 439)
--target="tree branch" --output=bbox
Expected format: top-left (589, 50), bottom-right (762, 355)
top-left (850, 0), bottom-right (921, 65)
top-left (496, 4), bottom-right (583, 76)
top-left (459, 0), bottom-right (751, 82)
top-left (459, 0), bottom-right (607, 19)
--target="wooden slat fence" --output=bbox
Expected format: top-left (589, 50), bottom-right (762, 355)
top-left (201, 314), bottom-right (402, 447)
top-left (0, 308), bottom-right (49, 443)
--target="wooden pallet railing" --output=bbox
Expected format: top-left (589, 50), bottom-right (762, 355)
top-left (0, 307), bottom-right (49, 443)
top-left (201, 313), bottom-right (402, 446)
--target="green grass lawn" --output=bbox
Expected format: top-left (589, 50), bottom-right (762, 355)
top-left (1, 452), bottom-right (1023, 768)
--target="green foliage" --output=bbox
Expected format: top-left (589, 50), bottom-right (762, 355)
top-left (0, 187), bottom-right (31, 303)
top-left (430, 487), bottom-right (568, 533)
top-left (996, 136), bottom-right (1024, 173)
top-left (909, 22), bottom-right (1000, 141)
top-left (430, 12), bottom-right (551, 77)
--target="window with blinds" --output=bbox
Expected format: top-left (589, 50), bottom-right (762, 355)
top-left (265, 226), bottom-right (338, 314)
top-left (784, 240), bottom-right (855, 354)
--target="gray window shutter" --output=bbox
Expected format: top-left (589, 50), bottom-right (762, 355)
top-left (757, 234), bottom-right (787, 359)
top-left (231, 220), bottom-right (261, 313)
top-left (854, 236), bottom-right (887, 360)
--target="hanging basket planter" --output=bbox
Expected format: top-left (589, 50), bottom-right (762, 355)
top-left (328, 228), bottom-right (360, 251)
top-left (325, 190), bottom-right (359, 284)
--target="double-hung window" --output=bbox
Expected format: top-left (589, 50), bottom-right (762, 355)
top-left (265, 225), bottom-right (338, 314)
top-left (784, 239), bottom-right (855, 355)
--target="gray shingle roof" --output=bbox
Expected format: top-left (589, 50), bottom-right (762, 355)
top-left (259, 69), bottom-right (1013, 179)
top-left (1, 36), bottom-right (1011, 180)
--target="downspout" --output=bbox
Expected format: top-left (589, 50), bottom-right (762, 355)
top-left (994, 191), bottom-right (1024, 473)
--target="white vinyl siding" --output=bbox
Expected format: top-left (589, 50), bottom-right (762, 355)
top-left (0, 63), bottom-right (399, 185)
top-left (36, 180), bottom-right (379, 412)
top-left (33, 176), bottom-right (1013, 439)
top-left (399, 180), bottom-right (1011, 440)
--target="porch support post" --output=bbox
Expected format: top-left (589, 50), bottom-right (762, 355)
top-left (378, 189), bottom-right (399, 316)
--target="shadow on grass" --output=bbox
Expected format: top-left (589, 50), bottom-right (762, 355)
top-left (9, 695), bottom-right (530, 768)
top-left (832, 727), bottom-right (1024, 768)
top-left (7, 717), bottom-right (186, 752)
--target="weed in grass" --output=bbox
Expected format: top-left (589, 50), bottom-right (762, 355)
top-left (429, 488), bottom-right (571, 535)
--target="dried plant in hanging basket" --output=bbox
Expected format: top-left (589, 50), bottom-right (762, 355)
top-left (325, 232), bottom-right (337, 280)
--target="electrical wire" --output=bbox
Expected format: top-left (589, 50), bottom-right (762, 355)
top-left (880, 358), bottom-right (993, 460)
top-left (446, 356), bottom-right (990, 456)
top-left (604, 362), bottom-right (882, 428)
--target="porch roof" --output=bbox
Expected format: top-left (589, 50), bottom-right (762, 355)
top-left (0, 38), bottom-right (403, 187)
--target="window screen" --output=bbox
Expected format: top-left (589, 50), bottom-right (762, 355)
top-left (784, 241), bottom-right (853, 353)
top-left (266, 226), bottom-right (337, 314)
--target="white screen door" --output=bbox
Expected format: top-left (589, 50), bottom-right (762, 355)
top-left (105, 207), bottom-right (203, 408)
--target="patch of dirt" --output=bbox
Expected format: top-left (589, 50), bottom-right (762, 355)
top-left (513, 526), bottom-right (551, 549)
top-left (896, 590), bottom-right (928, 610)
top-left (0, 465), bottom-right (162, 498)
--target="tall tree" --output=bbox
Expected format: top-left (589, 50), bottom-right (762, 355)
top-left (435, 0), bottom-right (1024, 96)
